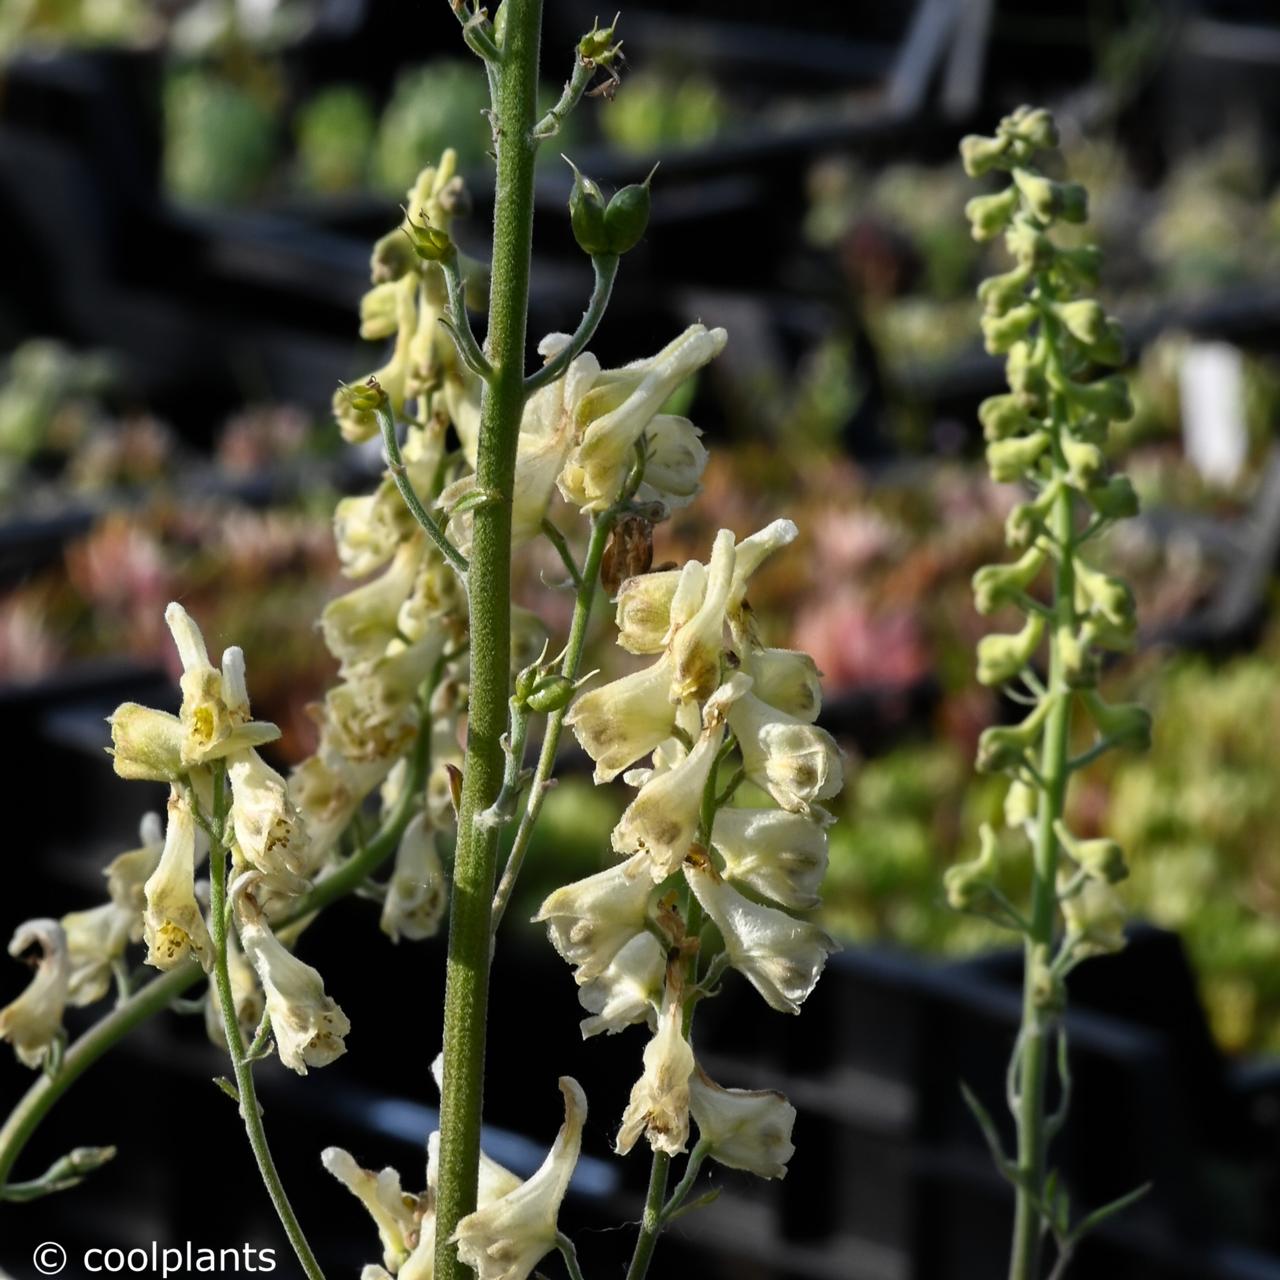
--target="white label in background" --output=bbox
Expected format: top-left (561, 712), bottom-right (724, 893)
top-left (1180, 341), bottom-right (1247, 487)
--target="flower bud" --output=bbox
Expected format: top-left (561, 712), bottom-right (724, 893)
top-left (0, 919), bottom-right (69, 1069)
top-left (685, 862), bottom-right (837, 1014)
top-left (565, 158), bottom-right (610, 256)
top-left (960, 132), bottom-right (1013, 177)
top-left (1081, 690), bottom-right (1151, 751)
top-left (1054, 820), bottom-right (1127, 885)
top-left (689, 1067), bottom-right (796, 1180)
top-left (981, 303), bottom-right (1037, 355)
top-left (747, 648), bottom-right (823, 722)
top-left (1004, 778), bottom-right (1037, 828)
top-left (1055, 299), bottom-right (1107, 347)
top-left (979, 393), bottom-right (1034, 442)
top-left (1073, 559), bottom-right (1135, 630)
top-left (975, 697), bottom-right (1054, 774)
top-left (986, 430), bottom-right (1050, 482)
top-left (976, 612), bottom-right (1045, 687)
top-left (972, 545), bottom-right (1046, 615)
top-left (977, 263), bottom-right (1030, 313)
top-left (1061, 880), bottom-right (1126, 958)
top-left (1086, 474), bottom-right (1139, 520)
top-left (943, 823), bottom-right (999, 910)
top-left (1062, 437), bottom-right (1106, 489)
top-left (1005, 339), bottom-right (1047, 399)
top-left (1063, 374), bottom-right (1132, 423)
top-left (1006, 106), bottom-right (1058, 151)
top-left (966, 187), bottom-right (1020, 241)
top-left (1005, 219), bottom-right (1054, 269)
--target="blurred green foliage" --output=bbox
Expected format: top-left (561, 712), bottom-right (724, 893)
top-left (294, 84), bottom-right (377, 196)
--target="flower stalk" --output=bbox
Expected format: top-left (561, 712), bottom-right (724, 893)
top-left (954, 106), bottom-right (1151, 1280)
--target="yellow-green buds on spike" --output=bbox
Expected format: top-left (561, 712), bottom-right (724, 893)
top-left (1074, 559), bottom-right (1136, 630)
top-left (981, 303), bottom-right (1038, 355)
top-left (1081, 690), bottom-right (1151, 751)
top-left (1054, 299), bottom-right (1107, 347)
top-left (986, 430), bottom-right (1050, 482)
top-left (973, 545), bottom-right (1046, 615)
top-left (975, 696), bottom-right (1054, 773)
top-left (976, 613), bottom-right (1045, 686)
top-left (960, 132), bottom-right (1015, 178)
top-left (1086, 475), bottom-right (1140, 520)
top-left (1062, 437), bottom-right (1107, 488)
top-left (1053, 821), bottom-right (1127, 885)
top-left (979, 393), bottom-right (1034, 441)
top-left (943, 823), bottom-right (1000, 910)
top-left (966, 187), bottom-right (1020, 241)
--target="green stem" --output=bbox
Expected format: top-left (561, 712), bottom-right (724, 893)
top-left (660, 1138), bottom-right (711, 1221)
top-left (207, 780), bottom-right (325, 1280)
top-left (441, 250), bottom-right (495, 382)
top-left (1008, 481), bottom-right (1074, 1280)
top-left (434, 3), bottom-right (543, 1276)
top-left (525, 254), bottom-right (619, 394)
top-left (625, 1151), bottom-right (671, 1280)
top-left (0, 713), bottom-right (434, 1196)
top-left (490, 507), bottom-right (613, 932)
top-left (533, 50), bottom-right (595, 139)
top-left (376, 403), bottom-right (470, 578)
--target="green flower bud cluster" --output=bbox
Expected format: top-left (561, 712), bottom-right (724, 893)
top-left (957, 108), bottom-right (1151, 977)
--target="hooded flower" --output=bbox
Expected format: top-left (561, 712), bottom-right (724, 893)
top-left (558, 324), bottom-right (726, 513)
top-left (142, 788), bottom-right (213, 972)
top-left (452, 1077), bottom-right (588, 1280)
top-left (235, 881), bottom-right (349, 1074)
top-left (685, 862), bottom-right (836, 1014)
top-left (228, 748), bottom-right (311, 881)
top-left (744, 649), bottom-right (824, 723)
top-left (611, 675), bottom-right (750, 881)
top-left (165, 604), bottom-right (279, 768)
top-left (578, 931), bottom-right (665, 1038)
top-left (289, 750), bottom-right (373, 867)
top-left (689, 1066), bottom-right (796, 1179)
top-left (728, 692), bottom-right (843, 817)
top-left (564, 655), bottom-right (678, 783)
top-left (614, 569), bottom-right (682, 654)
top-left (534, 853), bottom-right (653, 982)
top-left (615, 989), bottom-right (695, 1156)
top-left (381, 812), bottom-right (447, 942)
top-left (107, 702), bottom-right (186, 782)
top-left (103, 812), bottom-right (164, 923)
top-left (711, 807), bottom-right (829, 910)
top-left (61, 903), bottom-right (134, 1006)
top-left (321, 536), bottom-right (425, 674)
top-left (321, 1147), bottom-right (423, 1273)
top-left (668, 529), bottom-right (735, 704)
top-left (0, 919), bottom-right (69, 1068)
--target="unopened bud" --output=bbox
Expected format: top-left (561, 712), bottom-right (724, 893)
top-left (966, 187), bottom-right (1020, 241)
top-left (960, 132), bottom-right (1013, 178)
top-left (986, 430), bottom-right (1050, 482)
top-left (973, 545), bottom-right (1046, 615)
top-left (976, 613), bottom-right (1045, 687)
top-left (981, 303), bottom-right (1038, 355)
top-left (1054, 821), bottom-right (1127, 884)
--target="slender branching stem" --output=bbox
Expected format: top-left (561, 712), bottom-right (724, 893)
top-left (660, 1138), bottom-right (711, 1221)
top-left (448, 0), bottom-right (502, 62)
top-left (490, 507), bottom-right (613, 932)
top-left (533, 55), bottom-right (596, 139)
top-left (541, 517), bottom-right (583, 588)
top-left (525, 254), bottom-right (619, 395)
top-left (441, 250), bottom-right (496, 382)
top-left (555, 1232), bottom-right (588, 1280)
top-left (434, 2), bottom-right (543, 1275)
top-left (207, 767), bottom-right (325, 1280)
top-left (376, 403), bottom-right (470, 577)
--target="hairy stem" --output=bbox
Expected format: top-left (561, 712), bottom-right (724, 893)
top-left (525, 254), bottom-right (619, 394)
top-left (434, 2), bottom-right (543, 1275)
top-left (1008, 479), bottom-right (1074, 1280)
top-left (625, 1151), bottom-right (672, 1280)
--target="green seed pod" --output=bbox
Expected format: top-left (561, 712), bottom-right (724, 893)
top-left (604, 166), bottom-right (656, 254)
top-left (976, 612), bottom-right (1046, 686)
top-left (564, 158), bottom-right (610, 256)
top-left (960, 132), bottom-right (1013, 177)
top-left (966, 187), bottom-right (1020, 242)
top-left (403, 210), bottom-right (453, 263)
top-left (578, 16), bottom-right (620, 63)
top-left (979, 394), bottom-right (1034, 441)
top-left (987, 430), bottom-right (1050, 483)
top-left (972, 545), bottom-right (1047, 615)
top-left (526, 674), bottom-right (575, 714)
